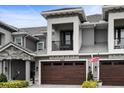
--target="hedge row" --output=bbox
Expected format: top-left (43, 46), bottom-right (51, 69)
top-left (81, 80), bottom-right (97, 88)
top-left (0, 80), bottom-right (29, 88)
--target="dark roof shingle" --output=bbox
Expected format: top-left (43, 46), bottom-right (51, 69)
top-left (19, 26), bottom-right (47, 35)
top-left (87, 14), bottom-right (102, 22)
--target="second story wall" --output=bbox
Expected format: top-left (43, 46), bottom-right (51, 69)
top-left (108, 12), bottom-right (124, 53)
top-left (82, 28), bottom-right (94, 46)
top-left (0, 27), bottom-right (12, 45)
top-left (47, 16), bottom-right (80, 55)
top-left (25, 37), bottom-right (36, 51)
top-left (95, 29), bottom-right (107, 43)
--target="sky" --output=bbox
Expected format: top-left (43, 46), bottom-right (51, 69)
top-left (0, 5), bottom-right (102, 28)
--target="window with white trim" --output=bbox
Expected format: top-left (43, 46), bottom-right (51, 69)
top-left (37, 41), bottom-right (44, 51)
top-left (14, 36), bottom-right (22, 46)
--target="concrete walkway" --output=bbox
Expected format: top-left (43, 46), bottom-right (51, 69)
top-left (29, 84), bottom-right (81, 88)
top-left (99, 86), bottom-right (124, 88)
top-left (28, 84), bottom-right (124, 88)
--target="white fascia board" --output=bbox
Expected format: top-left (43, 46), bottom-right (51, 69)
top-left (42, 8), bottom-right (83, 16)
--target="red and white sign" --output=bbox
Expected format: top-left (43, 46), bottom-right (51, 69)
top-left (88, 57), bottom-right (100, 62)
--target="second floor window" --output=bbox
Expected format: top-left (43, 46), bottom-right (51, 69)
top-left (14, 36), bottom-right (22, 46)
top-left (37, 41), bottom-right (44, 51)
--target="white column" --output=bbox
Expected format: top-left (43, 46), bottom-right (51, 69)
top-left (47, 21), bottom-right (52, 55)
top-left (86, 59), bottom-right (88, 81)
top-left (3, 61), bottom-right (6, 74)
top-left (8, 60), bottom-right (11, 80)
top-left (97, 60), bottom-right (100, 81)
top-left (73, 19), bottom-right (80, 54)
top-left (25, 60), bottom-right (30, 82)
top-left (91, 55), bottom-right (94, 74)
top-left (38, 61), bottom-right (41, 85)
top-left (0, 60), bottom-right (2, 74)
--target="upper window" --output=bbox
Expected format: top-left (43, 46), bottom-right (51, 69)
top-left (37, 41), bottom-right (44, 51)
top-left (14, 36), bottom-right (22, 46)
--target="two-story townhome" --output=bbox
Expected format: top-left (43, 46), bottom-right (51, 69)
top-left (1, 5), bottom-right (124, 86)
top-left (39, 5), bottom-right (124, 86)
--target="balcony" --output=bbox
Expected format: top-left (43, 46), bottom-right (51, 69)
top-left (114, 38), bottom-right (124, 49)
top-left (52, 41), bottom-right (73, 51)
top-left (79, 43), bottom-right (108, 53)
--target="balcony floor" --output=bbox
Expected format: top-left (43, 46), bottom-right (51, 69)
top-left (79, 43), bottom-right (108, 53)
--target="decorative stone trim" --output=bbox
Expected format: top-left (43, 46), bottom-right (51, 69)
top-left (49, 55), bottom-right (79, 60)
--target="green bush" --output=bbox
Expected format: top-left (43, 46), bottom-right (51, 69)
top-left (81, 81), bottom-right (97, 88)
top-left (87, 71), bottom-right (94, 81)
top-left (0, 73), bottom-right (7, 82)
top-left (0, 80), bottom-right (29, 88)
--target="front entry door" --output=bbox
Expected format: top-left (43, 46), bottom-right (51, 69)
top-left (11, 60), bottom-right (25, 80)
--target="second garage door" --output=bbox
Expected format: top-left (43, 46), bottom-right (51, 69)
top-left (100, 60), bottom-right (124, 86)
top-left (41, 61), bottom-right (86, 85)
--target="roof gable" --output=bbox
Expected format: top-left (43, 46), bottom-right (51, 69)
top-left (0, 42), bottom-right (35, 60)
top-left (0, 42), bottom-right (35, 58)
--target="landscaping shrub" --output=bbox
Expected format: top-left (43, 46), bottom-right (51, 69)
top-left (87, 71), bottom-right (94, 81)
top-left (0, 80), bottom-right (29, 88)
top-left (81, 81), bottom-right (97, 88)
top-left (0, 73), bottom-right (7, 82)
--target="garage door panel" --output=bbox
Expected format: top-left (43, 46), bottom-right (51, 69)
top-left (100, 61), bottom-right (124, 85)
top-left (41, 61), bottom-right (86, 84)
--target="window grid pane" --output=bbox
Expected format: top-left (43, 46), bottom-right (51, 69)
top-left (37, 42), bottom-right (44, 50)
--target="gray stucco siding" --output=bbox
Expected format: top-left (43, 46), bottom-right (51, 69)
top-left (82, 28), bottom-right (94, 46)
top-left (26, 37), bottom-right (36, 51)
top-left (95, 29), bottom-right (107, 43)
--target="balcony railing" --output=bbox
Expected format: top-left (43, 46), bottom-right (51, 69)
top-left (114, 38), bottom-right (124, 49)
top-left (52, 41), bottom-right (73, 51)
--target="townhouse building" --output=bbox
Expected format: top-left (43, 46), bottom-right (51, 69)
top-left (0, 5), bottom-right (124, 86)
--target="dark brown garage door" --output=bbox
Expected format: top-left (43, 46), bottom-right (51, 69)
top-left (100, 60), bottom-right (124, 86)
top-left (41, 61), bottom-right (86, 85)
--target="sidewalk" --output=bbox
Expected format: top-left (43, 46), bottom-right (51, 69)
top-left (28, 84), bottom-right (80, 88)
top-left (28, 84), bottom-right (124, 88)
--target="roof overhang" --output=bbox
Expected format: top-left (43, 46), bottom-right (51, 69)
top-left (103, 5), bottom-right (124, 21)
top-left (42, 7), bottom-right (86, 22)
top-left (80, 21), bottom-right (108, 29)
top-left (80, 22), bottom-right (94, 29)
top-left (12, 32), bottom-right (39, 41)
top-left (0, 21), bottom-right (18, 32)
